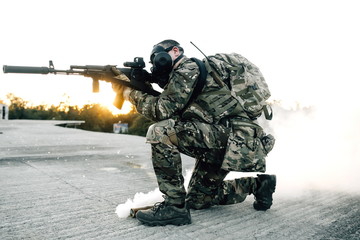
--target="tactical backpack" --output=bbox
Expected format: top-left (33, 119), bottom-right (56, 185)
top-left (189, 52), bottom-right (275, 173)
top-left (204, 53), bottom-right (273, 120)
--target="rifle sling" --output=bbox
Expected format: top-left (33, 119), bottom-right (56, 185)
top-left (180, 58), bottom-right (208, 114)
top-left (190, 58), bottom-right (207, 103)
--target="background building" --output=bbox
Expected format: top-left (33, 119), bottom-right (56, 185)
top-left (113, 122), bottom-right (128, 134)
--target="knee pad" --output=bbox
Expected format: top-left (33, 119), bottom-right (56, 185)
top-left (146, 119), bottom-right (178, 146)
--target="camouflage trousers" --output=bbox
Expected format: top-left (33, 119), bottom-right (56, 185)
top-left (150, 120), bottom-right (257, 209)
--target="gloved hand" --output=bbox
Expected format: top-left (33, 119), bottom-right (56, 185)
top-left (112, 84), bottom-right (126, 110)
top-left (111, 66), bottom-right (160, 96)
top-left (110, 66), bottom-right (131, 83)
top-left (112, 82), bottom-right (134, 110)
top-left (110, 67), bottom-right (133, 109)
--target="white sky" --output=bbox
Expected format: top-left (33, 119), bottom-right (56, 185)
top-left (1, 0), bottom-right (359, 110)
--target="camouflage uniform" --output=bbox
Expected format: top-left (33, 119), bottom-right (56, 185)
top-left (128, 57), bottom-right (268, 209)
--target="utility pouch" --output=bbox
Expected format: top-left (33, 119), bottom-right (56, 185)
top-left (221, 119), bottom-right (267, 172)
top-left (261, 133), bottom-right (275, 154)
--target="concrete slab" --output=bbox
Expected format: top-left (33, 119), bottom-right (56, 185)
top-left (0, 120), bottom-right (359, 239)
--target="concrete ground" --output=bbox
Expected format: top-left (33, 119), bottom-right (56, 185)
top-left (0, 120), bottom-right (359, 240)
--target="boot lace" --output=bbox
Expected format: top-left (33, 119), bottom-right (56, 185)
top-left (151, 195), bottom-right (168, 215)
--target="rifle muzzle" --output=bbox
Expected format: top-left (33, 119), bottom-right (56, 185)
top-left (3, 65), bottom-right (50, 74)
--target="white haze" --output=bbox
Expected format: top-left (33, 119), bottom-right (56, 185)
top-left (116, 98), bottom-right (360, 217)
top-left (267, 102), bottom-right (360, 197)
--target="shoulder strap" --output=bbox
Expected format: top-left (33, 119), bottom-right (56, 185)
top-left (189, 58), bottom-right (207, 102)
top-left (179, 58), bottom-right (207, 115)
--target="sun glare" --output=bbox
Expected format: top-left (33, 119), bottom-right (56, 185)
top-left (61, 83), bottom-right (134, 115)
top-left (90, 86), bottom-right (134, 115)
top-left (106, 100), bottom-right (133, 115)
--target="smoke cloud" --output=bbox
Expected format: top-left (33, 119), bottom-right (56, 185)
top-left (116, 99), bottom-right (360, 217)
top-left (264, 100), bottom-right (360, 197)
top-left (115, 170), bottom-right (193, 218)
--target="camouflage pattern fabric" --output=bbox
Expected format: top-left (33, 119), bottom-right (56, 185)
top-left (128, 56), bottom-right (271, 208)
top-left (221, 119), bottom-right (267, 173)
top-left (129, 58), bottom-right (201, 121)
top-left (206, 53), bottom-right (272, 120)
top-left (151, 120), bottom-right (258, 208)
top-left (151, 143), bottom-right (186, 206)
top-left (185, 148), bottom-right (258, 210)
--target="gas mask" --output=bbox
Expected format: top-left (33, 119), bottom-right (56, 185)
top-left (150, 45), bottom-right (183, 88)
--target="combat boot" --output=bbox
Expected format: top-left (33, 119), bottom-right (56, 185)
top-left (253, 174), bottom-right (276, 211)
top-left (136, 202), bottom-right (191, 226)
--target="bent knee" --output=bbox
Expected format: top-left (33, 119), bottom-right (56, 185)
top-left (146, 119), bottom-right (178, 146)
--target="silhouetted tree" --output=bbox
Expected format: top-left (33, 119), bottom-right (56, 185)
top-left (5, 94), bottom-right (152, 136)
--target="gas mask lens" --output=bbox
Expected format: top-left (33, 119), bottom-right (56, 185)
top-left (152, 52), bottom-right (173, 70)
top-left (150, 45), bottom-right (174, 64)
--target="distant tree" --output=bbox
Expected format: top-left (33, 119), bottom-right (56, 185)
top-left (6, 93), bottom-right (29, 119)
top-left (65, 106), bottom-right (81, 120)
top-left (5, 94), bottom-right (152, 136)
top-left (128, 114), bottom-right (154, 136)
top-left (79, 104), bottom-right (115, 132)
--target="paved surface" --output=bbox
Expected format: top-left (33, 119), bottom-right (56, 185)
top-left (0, 120), bottom-right (359, 240)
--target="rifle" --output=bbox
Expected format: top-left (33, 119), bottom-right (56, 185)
top-left (3, 58), bottom-right (160, 96)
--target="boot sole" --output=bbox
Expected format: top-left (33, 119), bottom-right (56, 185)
top-left (253, 202), bottom-right (272, 211)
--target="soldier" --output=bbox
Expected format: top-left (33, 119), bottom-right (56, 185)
top-left (112, 39), bottom-right (276, 226)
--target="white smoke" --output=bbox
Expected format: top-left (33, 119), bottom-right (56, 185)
top-left (222, 99), bottom-right (360, 197)
top-left (115, 169), bottom-right (193, 218)
top-left (265, 100), bottom-right (360, 197)
top-left (116, 99), bottom-right (360, 217)
top-left (115, 188), bottom-right (163, 218)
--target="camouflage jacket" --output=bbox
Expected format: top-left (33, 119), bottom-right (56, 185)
top-left (129, 57), bottom-right (200, 121)
top-left (128, 57), bottom-right (272, 172)
top-left (128, 57), bottom-right (238, 123)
